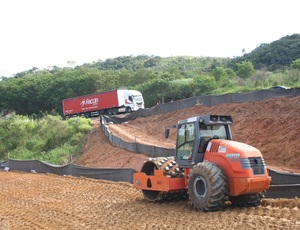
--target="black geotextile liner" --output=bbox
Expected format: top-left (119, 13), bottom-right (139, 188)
top-left (1, 160), bottom-right (299, 198)
top-left (0, 159), bottom-right (135, 183)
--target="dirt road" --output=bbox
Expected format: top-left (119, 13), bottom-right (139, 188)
top-left (0, 171), bottom-right (299, 229)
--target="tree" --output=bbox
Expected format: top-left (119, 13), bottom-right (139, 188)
top-left (237, 61), bottom-right (254, 79)
top-left (169, 79), bottom-right (194, 101)
top-left (136, 79), bottom-right (170, 107)
top-left (160, 67), bottom-right (183, 81)
top-left (192, 75), bottom-right (216, 96)
top-left (291, 59), bottom-right (300, 70)
top-left (129, 69), bottom-right (157, 86)
top-left (212, 67), bottom-right (226, 81)
top-left (231, 34), bottom-right (300, 71)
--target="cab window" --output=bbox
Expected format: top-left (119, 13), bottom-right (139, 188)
top-left (176, 123), bottom-right (195, 160)
top-left (200, 124), bottom-right (227, 139)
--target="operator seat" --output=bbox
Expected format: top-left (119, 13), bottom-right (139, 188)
top-left (198, 136), bottom-right (210, 153)
top-left (199, 123), bottom-right (210, 153)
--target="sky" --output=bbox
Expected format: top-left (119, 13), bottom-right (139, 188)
top-left (0, 0), bottom-right (299, 77)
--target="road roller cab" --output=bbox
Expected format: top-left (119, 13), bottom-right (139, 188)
top-left (133, 115), bottom-right (271, 211)
top-left (174, 115), bottom-right (233, 168)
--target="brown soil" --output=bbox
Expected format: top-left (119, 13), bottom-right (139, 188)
top-left (75, 124), bottom-right (149, 172)
top-left (0, 171), bottom-right (299, 229)
top-left (1, 96), bottom-right (300, 229)
top-left (78, 96), bottom-right (300, 174)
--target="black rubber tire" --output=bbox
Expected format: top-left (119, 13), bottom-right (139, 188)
top-left (84, 112), bottom-right (91, 118)
top-left (188, 161), bottom-right (228, 212)
top-left (126, 107), bottom-right (132, 113)
top-left (113, 108), bottom-right (118, 115)
top-left (229, 193), bottom-right (263, 207)
top-left (107, 109), bottom-right (113, 115)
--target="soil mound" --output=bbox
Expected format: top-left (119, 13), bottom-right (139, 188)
top-left (75, 122), bottom-right (149, 171)
top-left (77, 96), bottom-right (300, 173)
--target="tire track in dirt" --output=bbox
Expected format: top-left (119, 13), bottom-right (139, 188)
top-left (0, 171), bottom-right (299, 229)
top-left (108, 123), bottom-right (175, 148)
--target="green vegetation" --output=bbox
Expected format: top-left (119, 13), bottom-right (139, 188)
top-left (0, 33), bottom-right (300, 163)
top-left (236, 61), bottom-right (255, 79)
top-left (1, 56), bottom-right (299, 115)
top-left (0, 114), bottom-right (92, 164)
top-left (232, 34), bottom-right (300, 71)
top-left (291, 59), bottom-right (300, 70)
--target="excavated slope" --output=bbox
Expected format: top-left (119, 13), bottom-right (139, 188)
top-left (77, 96), bottom-right (300, 173)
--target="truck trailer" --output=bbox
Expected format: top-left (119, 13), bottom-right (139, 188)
top-left (62, 89), bottom-right (144, 118)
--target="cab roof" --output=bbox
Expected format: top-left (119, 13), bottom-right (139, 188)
top-left (178, 115), bottom-right (233, 125)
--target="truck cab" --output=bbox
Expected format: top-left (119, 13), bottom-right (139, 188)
top-left (118, 89), bottom-right (145, 113)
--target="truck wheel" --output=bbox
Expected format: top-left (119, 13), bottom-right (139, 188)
top-left (113, 108), bottom-right (118, 115)
top-left (126, 107), bottom-right (132, 113)
top-left (229, 193), bottom-right (263, 207)
top-left (107, 109), bottom-right (113, 115)
top-left (188, 161), bottom-right (228, 211)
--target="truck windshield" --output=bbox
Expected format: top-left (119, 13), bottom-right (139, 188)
top-left (133, 95), bottom-right (143, 101)
top-left (200, 124), bottom-right (227, 139)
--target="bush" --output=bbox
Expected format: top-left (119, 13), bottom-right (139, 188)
top-left (237, 61), bottom-right (255, 79)
top-left (192, 75), bottom-right (216, 96)
top-left (0, 114), bottom-right (92, 164)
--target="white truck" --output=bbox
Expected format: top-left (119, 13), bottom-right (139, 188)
top-left (62, 89), bottom-right (144, 117)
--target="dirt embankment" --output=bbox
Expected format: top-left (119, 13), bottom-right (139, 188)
top-left (75, 123), bottom-right (149, 172)
top-left (77, 96), bottom-right (300, 174)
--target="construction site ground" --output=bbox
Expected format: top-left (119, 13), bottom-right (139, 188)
top-left (1, 96), bottom-right (300, 229)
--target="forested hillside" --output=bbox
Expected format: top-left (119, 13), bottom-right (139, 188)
top-left (231, 34), bottom-right (300, 71)
top-left (1, 34), bottom-right (300, 117)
